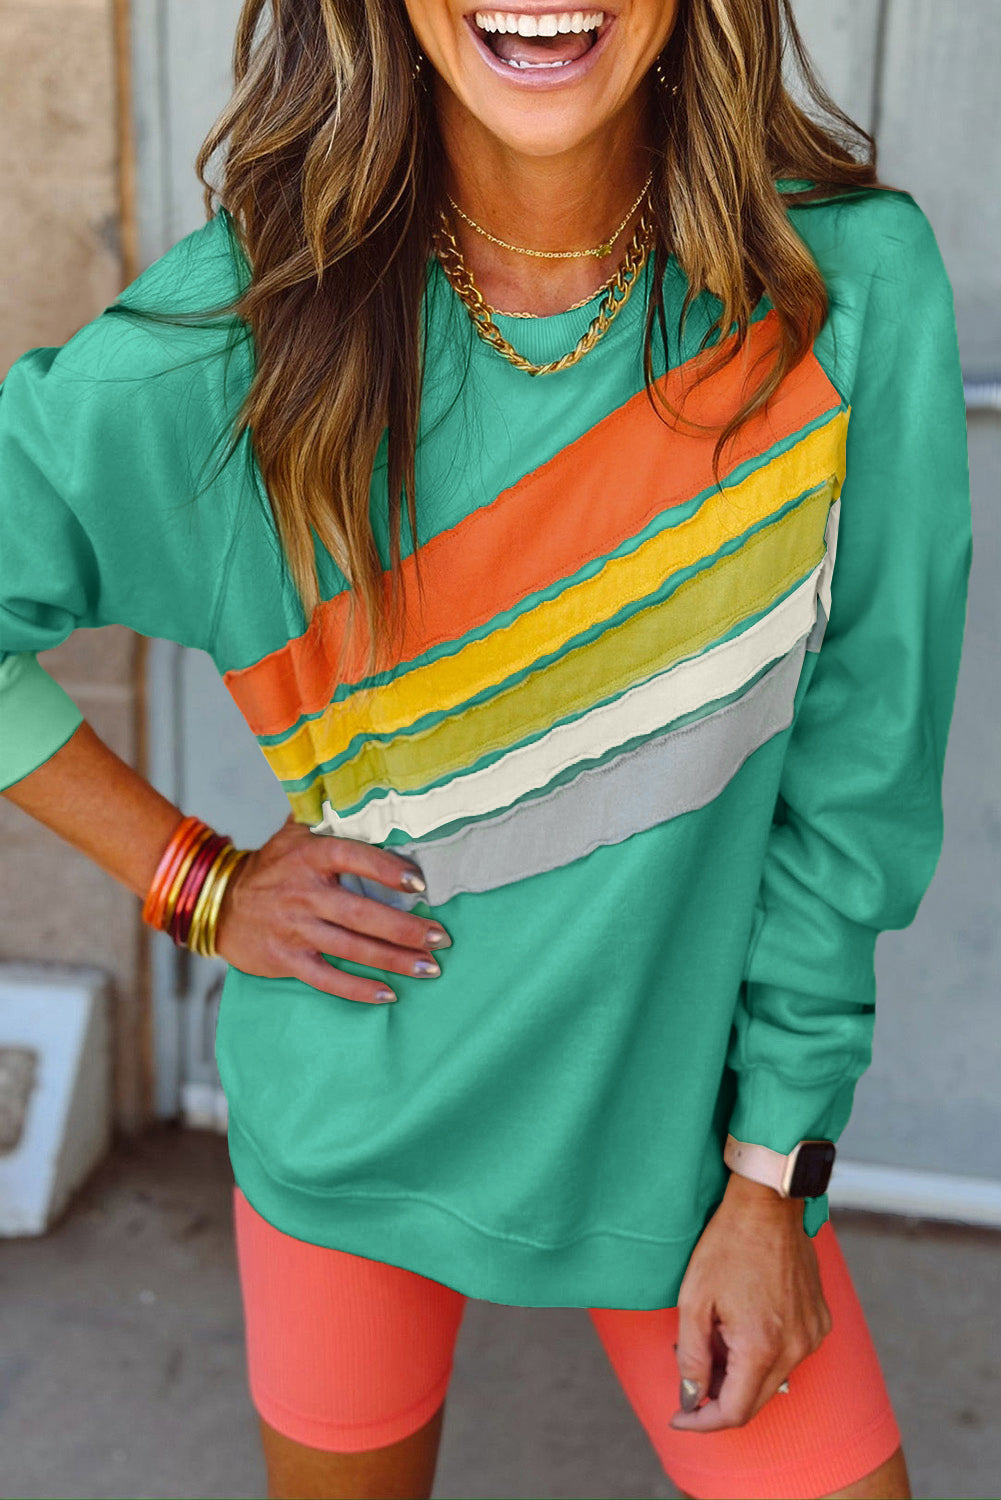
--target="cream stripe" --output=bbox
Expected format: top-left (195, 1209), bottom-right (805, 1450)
top-left (310, 504), bottom-right (838, 845)
top-left (806, 499), bottom-right (841, 652)
top-left (819, 497), bottom-right (840, 621)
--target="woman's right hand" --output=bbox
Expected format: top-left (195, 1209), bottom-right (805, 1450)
top-left (214, 814), bottom-right (451, 1004)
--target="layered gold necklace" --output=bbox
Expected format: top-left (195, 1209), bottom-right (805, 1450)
top-left (446, 170), bottom-right (654, 261)
top-left (432, 183), bottom-right (655, 377)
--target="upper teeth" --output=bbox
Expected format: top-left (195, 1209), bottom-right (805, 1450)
top-left (474, 10), bottom-right (605, 35)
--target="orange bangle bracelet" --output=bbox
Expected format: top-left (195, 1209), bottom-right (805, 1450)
top-left (144, 817), bottom-right (209, 931)
top-left (142, 815), bottom-right (210, 929)
top-left (141, 815), bottom-right (200, 926)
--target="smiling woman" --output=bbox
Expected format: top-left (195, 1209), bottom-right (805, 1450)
top-left (0, 0), bottom-right (970, 1497)
top-left (405, 0), bottom-right (679, 323)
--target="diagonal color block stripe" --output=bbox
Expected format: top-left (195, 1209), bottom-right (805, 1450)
top-left (285, 483), bottom-right (835, 821)
top-left (308, 508), bottom-right (836, 844)
top-left (259, 412), bottom-right (848, 785)
top-left (224, 312), bottom-right (845, 737)
top-left (330, 636), bottom-right (809, 908)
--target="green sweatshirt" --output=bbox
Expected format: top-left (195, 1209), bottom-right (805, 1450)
top-left (0, 182), bottom-right (971, 1308)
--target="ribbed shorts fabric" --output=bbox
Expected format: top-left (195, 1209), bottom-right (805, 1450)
top-left (232, 1186), bottom-right (902, 1500)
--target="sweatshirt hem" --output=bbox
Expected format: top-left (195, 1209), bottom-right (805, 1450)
top-left (227, 1115), bottom-right (710, 1310)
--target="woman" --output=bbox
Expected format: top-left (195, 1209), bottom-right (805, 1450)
top-left (0, 0), bottom-right (971, 1495)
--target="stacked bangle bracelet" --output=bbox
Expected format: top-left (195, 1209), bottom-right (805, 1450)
top-left (141, 814), bottom-right (251, 958)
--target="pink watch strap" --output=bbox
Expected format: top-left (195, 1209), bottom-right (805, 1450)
top-left (724, 1132), bottom-right (797, 1197)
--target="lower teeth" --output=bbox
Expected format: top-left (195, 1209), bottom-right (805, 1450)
top-left (503, 57), bottom-right (572, 67)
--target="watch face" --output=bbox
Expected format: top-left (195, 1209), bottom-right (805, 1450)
top-left (788, 1140), bottom-right (836, 1197)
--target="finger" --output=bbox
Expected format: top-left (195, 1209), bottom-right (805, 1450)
top-left (673, 1300), bottom-right (716, 1420)
top-left (287, 949), bottom-right (399, 1004)
top-left (316, 884), bottom-right (452, 953)
top-left (298, 918), bottom-right (445, 980)
top-left (673, 1323), bottom-right (727, 1405)
top-left (744, 1352), bottom-right (796, 1424)
top-left (706, 1321), bottom-right (728, 1400)
top-left (670, 1331), bottom-right (776, 1432)
top-left (671, 1357), bottom-right (789, 1433)
top-left (309, 832), bottom-right (427, 894)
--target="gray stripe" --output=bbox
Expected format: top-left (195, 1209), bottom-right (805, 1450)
top-left (335, 636), bottom-right (808, 912)
top-left (806, 597), bottom-right (829, 653)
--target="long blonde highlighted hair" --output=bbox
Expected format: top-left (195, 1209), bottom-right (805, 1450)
top-left (112, 0), bottom-right (893, 681)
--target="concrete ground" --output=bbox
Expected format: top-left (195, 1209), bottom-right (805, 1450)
top-left (0, 1126), bottom-right (997, 1500)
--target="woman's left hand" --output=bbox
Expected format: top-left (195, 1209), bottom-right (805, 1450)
top-left (668, 1173), bottom-right (833, 1432)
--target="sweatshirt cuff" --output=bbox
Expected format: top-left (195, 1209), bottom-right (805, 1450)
top-left (0, 652), bottom-right (84, 790)
top-left (726, 1068), bottom-right (858, 1240)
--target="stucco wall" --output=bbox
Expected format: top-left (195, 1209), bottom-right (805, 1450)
top-left (0, 0), bottom-right (150, 1133)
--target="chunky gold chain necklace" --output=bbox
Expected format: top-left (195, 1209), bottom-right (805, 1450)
top-left (446, 169), bottom-right (654, 260)
top-left (433, 209), bottom-right (653, 377)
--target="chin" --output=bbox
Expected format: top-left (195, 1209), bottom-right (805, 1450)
top-left (463, 107), bottom-right (606, 159)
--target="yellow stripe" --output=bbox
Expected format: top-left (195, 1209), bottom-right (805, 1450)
top-left (269, 409), bottom-right (847, 788)
top-left (286, 783), bottom-right (336, 827)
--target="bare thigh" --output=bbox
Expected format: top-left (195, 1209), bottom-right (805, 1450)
top-left (258, 1399), bottom-right (447, 1500)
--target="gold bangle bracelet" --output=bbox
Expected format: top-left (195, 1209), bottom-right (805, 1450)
top-left (200, 847), bottom-right (249, 959)
top-left (187, 842), bottom-right (235, 956)
top-left (195, 845), bottom-right (247, 958)
top-left (189, 847), bottom-right (236, 957)
top-left (208, 847), bottom-right (252, 958)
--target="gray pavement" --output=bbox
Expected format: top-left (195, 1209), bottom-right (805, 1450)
top-left (0, 1126), bottom-right (996, 1499)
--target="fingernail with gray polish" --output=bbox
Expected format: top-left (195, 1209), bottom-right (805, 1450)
top-left (400, 869), bottom-right (426, 892)
top-left (413, 958), bottom-right (440, 976)
top-left (680, 1378), bottom-right (701, 1412)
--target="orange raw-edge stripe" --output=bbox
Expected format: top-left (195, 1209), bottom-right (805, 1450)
top-left (224, 311), bottom-right (843, 739)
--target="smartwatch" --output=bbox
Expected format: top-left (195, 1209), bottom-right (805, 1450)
top-left (724, 1133), bottom-right (836, 1199)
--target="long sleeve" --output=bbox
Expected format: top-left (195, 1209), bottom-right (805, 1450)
top-left (724, 193), bottom-right (972, 1225)
top-left (0, 269), bottom-right (243, 790)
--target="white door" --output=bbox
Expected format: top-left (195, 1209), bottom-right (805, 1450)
top-left (134, 0), bottom-right (1001, 1224)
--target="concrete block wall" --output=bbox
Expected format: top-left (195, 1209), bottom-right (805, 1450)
top-left (0, 0), bottom-right (151, 1133)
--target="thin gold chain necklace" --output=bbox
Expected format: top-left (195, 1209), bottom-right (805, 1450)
top-left (446, 169), bottom-right (655, 261)
top-left (433, 208), bottom-right (654, 377)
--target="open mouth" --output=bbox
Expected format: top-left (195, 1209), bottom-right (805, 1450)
top-left (468, 9), bottom-right (611, 71)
